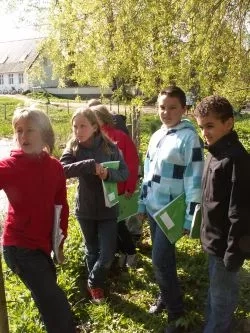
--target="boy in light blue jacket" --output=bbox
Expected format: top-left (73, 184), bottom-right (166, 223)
top-left (138, 86), bottom-right (204, 333)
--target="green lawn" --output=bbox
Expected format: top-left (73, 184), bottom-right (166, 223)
top-left (1, 98), bottom-right (250, 332)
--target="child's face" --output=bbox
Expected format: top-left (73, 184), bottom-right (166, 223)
top-left (73, 115), bottom-right (97, 143)
top-left (196, 113), bottom-right (233, 146)
top-left (14, 118), bottom-right (44, 154)
top-left (158, 95), bottom-right (186, 128)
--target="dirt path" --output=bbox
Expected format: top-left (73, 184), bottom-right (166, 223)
top-left (0, 138), bottom-right (13, 224)
top-left (0, 94), bottom-right (156, 114)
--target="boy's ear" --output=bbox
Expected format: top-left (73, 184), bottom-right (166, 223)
top-left (226, 117), bottom-right (234, 130)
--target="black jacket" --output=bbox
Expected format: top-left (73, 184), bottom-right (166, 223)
top-left (201, 131), bottom-right (249, 271)
top-left (60, 134), bottom-right (129, 220)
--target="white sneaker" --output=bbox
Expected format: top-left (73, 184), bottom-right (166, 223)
top-left (126, 254), bottom-right (137, 268)
top-left (118, 254), bottom-right (127, 268)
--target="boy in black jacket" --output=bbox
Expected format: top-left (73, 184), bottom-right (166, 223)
top-left (194, 95), bottom-right (249, 333)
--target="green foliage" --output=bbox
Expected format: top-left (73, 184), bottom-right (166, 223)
top-left (36, 0), bottom-right (250, 104)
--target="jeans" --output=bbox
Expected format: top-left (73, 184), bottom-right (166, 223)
top-left (204, 255), bottom-right (240, 333)
top-left (148, 214), bottom-right (184, 319)
top-left (78, 218), bottom-right (117, 288)
top-left (3, 246), bottom-right (75, 333)
top-left (117, 220), bottom-right (136, 255)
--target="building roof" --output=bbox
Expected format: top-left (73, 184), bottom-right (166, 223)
top-left (0, 38), bottom-right (43, 74)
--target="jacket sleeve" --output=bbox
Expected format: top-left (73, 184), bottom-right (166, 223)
top-left (223, 156), bottom-right (249, 271)
top-left (60, 148), bottom-right (96, 178)
top-left (183, 133), bottom-right (204, 230)
top-left (121, 134), bottom-right (139, 193)
top-left (138, 148), bottom-right (150, 214)
top-left (0, 158), bottom-right (12, 190)
top-left (54, 162), bottom-right (69, 245)
top-left (105, 147), bottom-right (129, 183)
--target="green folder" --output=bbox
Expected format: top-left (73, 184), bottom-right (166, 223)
top-left (101, 161), bottom-right (120, 208)
top-left (118, 190), bottom-right (139, 222)
top-left (189, 204), bottom-right (201, 239)
top-left (153, 193), bottom-right (186, 244)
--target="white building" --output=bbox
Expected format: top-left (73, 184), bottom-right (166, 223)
top-left (0, 38), bottom-right (57, 93)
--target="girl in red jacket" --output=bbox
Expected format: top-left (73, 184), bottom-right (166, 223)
top-left (0, 108), bottom-right (76, 333)
top-left (91, 104), bottom-right (139, 268)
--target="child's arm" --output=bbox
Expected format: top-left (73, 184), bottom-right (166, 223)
top-left (138, 148), bottom-right (150, 215)
top-left (54, 162), bottom-right (69, 247)
top-left (60, 148), bottom-right (96, 178)
top-left (183, 134), bottom-right (204, 230)
top-left (0, 158), bottom-right (12, 189)
top-left (224, 156), bottom-right (249, 271)
top-left (122, 135), bottom-right (139, 194)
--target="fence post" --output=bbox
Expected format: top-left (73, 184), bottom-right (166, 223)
top-left (67, 101), bottom-right (69, 114)
top-left (131, 105), bottom-right (141, 150)
top-left (109, 98), bottom-right (112, 112)
top-left (0, 254), bottom-right (9, 333)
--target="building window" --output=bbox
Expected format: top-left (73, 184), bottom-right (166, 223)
top-left (8, 73), bottom-right (14, 84)
top-left (0, 74), bottom-right (3, 85)
top-left (19, 73), bottom-right (24, 84)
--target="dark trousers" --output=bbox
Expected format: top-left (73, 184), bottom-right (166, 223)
top-left (204, 255), bottom-right (239, 333)
top-left (77, 218), bottom-right (117, 288)
top-left (148, 214), bottom-right (184, 319)
top-left (3, 246), bottom-right (75, 333)
top-left (117, 220), bottom-right (136, 255)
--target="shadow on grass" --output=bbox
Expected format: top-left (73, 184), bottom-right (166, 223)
top-left (109, 292), bottom-right (167, 333)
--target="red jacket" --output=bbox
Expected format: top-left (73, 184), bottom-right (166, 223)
top-left (101, 124), bottom-right (139, 194)
top-left (0, 149), bottom-right (69, 255)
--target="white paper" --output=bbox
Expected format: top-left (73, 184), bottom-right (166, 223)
top-left (52, 205), bottom-right (64, 264)
top-left (160, 212), bottom-right (174, 230)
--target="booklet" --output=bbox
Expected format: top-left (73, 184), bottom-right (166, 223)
top-left (189, 204), bottom-right (201, 239)
top-left (153, 193), bottom-right (202, 243)
top-left (101, 161), bottom-right (120, 208)
top-left (153, 193), bottom-right (186, 244)
top-left (118, 190), bottom-right (139, 222)
top-left (52, 205), bottom-right (64, 264)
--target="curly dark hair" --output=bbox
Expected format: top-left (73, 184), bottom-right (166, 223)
top-left (194, 95), bottom-right (233, 122)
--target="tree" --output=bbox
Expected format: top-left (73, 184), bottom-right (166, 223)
top-left (4, 0), bottom-right (250, 105)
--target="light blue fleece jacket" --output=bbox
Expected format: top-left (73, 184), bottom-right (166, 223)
top-left (138, 119), bottom-right (204, 230)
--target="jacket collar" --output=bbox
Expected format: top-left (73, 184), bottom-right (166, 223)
top-left (207, 131), bottom-right (239, 157)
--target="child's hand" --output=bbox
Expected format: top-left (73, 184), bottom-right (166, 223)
top-left (183, 228), bottom-right (190, 236)
top-left (124, 190), bottom-right (132, 198)
top-left (137, 213), bottom-right (146, 222)
top-left (98, 167), bottom-right (108, 180)
top-left (95, 163), bottom-right (104, 175)
top-left (57, 246), bottom-right (65, 264)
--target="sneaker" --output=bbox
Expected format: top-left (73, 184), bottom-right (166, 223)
top-left (88, 287), bottom-right (105, 304)
top-left (148, 297), bottom-right (166, 314)
top-left (126, 253), bottom-right (137, 268)
top-left (118, 253), bottom-right (127, 268)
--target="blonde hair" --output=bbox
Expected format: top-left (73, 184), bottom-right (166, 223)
top-left (12, 107), bottom-right (55, 153)
top-left (90, 104), bottom-right (114, 127)
top-left (66, 107), bottom-right (113, 155)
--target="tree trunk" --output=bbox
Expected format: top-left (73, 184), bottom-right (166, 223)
top-left (0, 253), bottom-right (9, 333)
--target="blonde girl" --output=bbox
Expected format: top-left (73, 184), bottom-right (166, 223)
top-left (60, 107), bottom-right (128, 303)
top-left (1, 108), bottom-right (76, 333)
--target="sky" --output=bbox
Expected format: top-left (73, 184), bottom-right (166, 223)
top-left (0, 9), bottom-right (44, 42)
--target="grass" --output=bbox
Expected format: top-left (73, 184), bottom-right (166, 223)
top-left (0, 97), bottom-right (250, 332)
